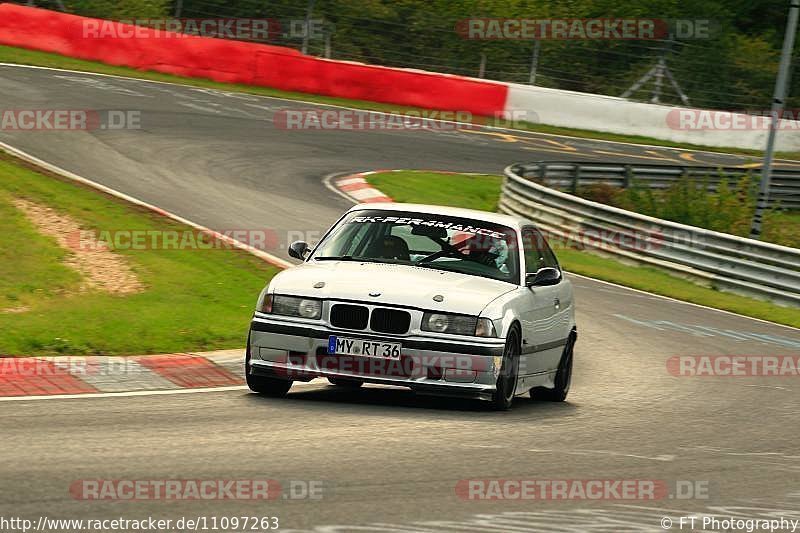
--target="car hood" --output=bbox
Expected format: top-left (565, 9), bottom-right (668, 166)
top-left (269, 261), bottom-right (517, 316)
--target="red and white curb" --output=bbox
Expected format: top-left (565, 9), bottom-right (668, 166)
top-left (328, 169), bottom-right (490, 205)
top-left (0, 350), bottom-right (246, 398)
top-left (331, 171), bottom-right (394, 203)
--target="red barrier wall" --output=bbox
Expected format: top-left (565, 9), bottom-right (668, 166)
top-left (0, 4), bottom-right (508, 116)
top-left (251, 52), bottom-right (507, 116)
top-left (0, 3), bottom-right (299, 85)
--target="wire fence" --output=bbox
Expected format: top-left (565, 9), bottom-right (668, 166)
top-left (14, 0), bottom-right (800, 113)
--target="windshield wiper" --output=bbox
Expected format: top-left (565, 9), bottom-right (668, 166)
top-left (418, 249), bottom-right (492, 269)
top-left (413, 262), bottom-right (450, 273)
top-left (315, 256), bottom-right (410, 265)
top-left (313, 255), bottom-right (359, 261)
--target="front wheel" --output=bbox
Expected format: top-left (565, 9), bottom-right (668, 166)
top-left (245, 332), bottom-right (292, 397)
top-left (531, 333), bottom-right (574, 402)
top-left (246, 373), bottom-right (293, 397)
top-left (491, 327), bottom-right (520, 410)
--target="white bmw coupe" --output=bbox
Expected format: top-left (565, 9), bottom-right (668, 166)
top-left (246, 203), bottom-right (576, 409)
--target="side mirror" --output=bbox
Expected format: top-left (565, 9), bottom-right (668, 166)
top-left (525, 267), bottom-right (561, 287)
top-left (288, 240), bottom-right (309, 260)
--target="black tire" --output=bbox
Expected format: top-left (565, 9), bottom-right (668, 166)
top-left (246, 373), bottom-right (293, 397)
top-left (531, 333), bottom-right (575, 402)
top-left (245, 332), bottom-right (293, 397)
top-left (491, 326), bottom-right (521, 411)
top-left (327, 377), bottom-right (364, 388)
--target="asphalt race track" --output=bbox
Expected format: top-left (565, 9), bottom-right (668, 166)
top-left (1, 64), bottom-right (800, 532)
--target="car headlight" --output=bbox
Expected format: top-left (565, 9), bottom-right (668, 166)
top-left (475, 317), bottom-right (498, 338)
top-left (260, 294), bottom-right (322, 319)
top-left (421, 312), bottom-right (478, 336)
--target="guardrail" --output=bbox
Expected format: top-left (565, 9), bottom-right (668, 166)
top-left (500, 162), bottom-right (800, 306)
top-left (517, 161), bottom-right (800, 209)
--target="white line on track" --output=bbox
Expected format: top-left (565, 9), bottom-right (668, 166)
top-left (0, 385), bottom-right (249, 402)
top-left (0, 381), bottom-right (326, 402)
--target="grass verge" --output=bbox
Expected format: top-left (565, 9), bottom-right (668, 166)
top-left (2, 44), bottom-right (797, 160)
top-left (367, 171), bottom-right (800, 329)
top-left (0, 151), bottom-right (278, 356)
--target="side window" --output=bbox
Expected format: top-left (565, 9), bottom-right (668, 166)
top-left (521, 229), bottom-right (542, 274)
top-left (522, 228), bottom-right (559, 273)
top-left (538, 231), bottom-right (560, 270)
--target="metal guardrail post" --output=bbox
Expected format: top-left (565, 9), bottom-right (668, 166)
top-left (624, 165), bottom-right (633, 188)
top-left (681, 166), bottom-right (691, 190)
top-left (572, 164), bottom-right (581, 194)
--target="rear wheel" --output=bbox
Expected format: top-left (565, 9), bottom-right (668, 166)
top-left (491, 326), bottom-right (520, 411)
top-left (531, 333), bottom-right (574, 402)
top-left (328, 377), bottom-right (364, 388)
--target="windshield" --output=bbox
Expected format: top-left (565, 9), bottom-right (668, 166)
top-left (311, 210), bottom-right (520, 284)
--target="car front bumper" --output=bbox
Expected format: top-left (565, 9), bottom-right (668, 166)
top-left (248, 316), bottom-right (506, 400)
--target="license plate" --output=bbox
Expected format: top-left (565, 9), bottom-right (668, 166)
top-left (328, 336), bottom-right (402, 359)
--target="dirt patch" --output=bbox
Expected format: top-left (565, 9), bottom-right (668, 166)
top-left (1, 305), bottom-right (31, 314)
top-left (12, 198), bottom-right (144, 295)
